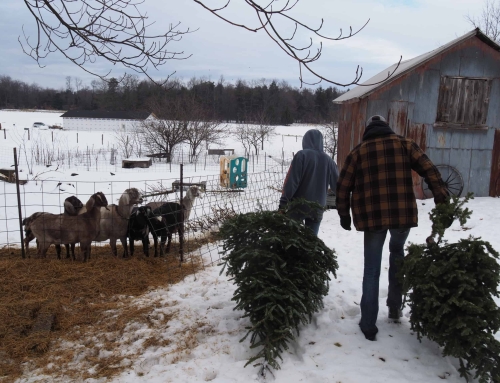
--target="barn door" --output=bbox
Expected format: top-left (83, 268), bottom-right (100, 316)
top-left (387, 101), bottom-right (409, 136)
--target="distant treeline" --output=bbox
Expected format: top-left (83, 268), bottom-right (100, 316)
top-left (0, 74), bottom-right (345, 125)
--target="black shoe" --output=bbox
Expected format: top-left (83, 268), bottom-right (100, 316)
top-left (388, 307), bottom-right (403, 320)
top-left (360, 328), bottom-right (378, 341)
top-left (364, 332), bottom-right (376, 341)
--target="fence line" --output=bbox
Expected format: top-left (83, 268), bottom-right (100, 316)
top-left (0, 146), bottom-right (294, 174)
top-left (0, 162), bottom-right (287, 277)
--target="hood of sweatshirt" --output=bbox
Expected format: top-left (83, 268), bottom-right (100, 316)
top-left (302, 129), bottom-right (324, 152)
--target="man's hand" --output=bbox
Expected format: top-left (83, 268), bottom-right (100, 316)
top-left (434, 188), bottom-right (450, 205)
top-left (278, 204), bottom-right (286, 215)
top-left (340, 215), bottom-right (351, 231)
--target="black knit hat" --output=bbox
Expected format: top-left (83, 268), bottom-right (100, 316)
top-left (366, 115), bottom-right (387, 125)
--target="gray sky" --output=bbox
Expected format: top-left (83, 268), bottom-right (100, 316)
top-left (0, 0), bottom-right (486, 90)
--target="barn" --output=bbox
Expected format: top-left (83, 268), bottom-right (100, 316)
top-left (60, 110), bottom-right (154, 132)
top-left (333, 28), bottom-right (500, 198)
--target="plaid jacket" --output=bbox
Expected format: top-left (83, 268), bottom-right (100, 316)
top-left (336, 134), bottom-right (447, 231)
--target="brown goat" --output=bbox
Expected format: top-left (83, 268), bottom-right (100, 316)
top-left (95, 188), bottom-right (143, 257)
top-left (23, 195), bottom-right (84, 258)
top-left (30, 192), bottom-right (109, 261)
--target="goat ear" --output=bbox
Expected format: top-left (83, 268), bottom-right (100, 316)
top-left (64, 200), bottom-right (75, 215)
top-left (86, 196), bottom-right (96, 210)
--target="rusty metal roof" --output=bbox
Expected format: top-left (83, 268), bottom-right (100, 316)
top-left (333, 28), bottom-right (500, 104)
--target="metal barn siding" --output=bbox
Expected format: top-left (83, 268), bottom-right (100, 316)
top-left (336, 30), bottom-right (500, 198)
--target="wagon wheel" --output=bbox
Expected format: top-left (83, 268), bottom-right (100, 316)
top-left (422, 165), bottom-right (464, 199)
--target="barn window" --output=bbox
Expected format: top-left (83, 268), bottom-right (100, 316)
top-left (435, 76), bottom-right (491, 129)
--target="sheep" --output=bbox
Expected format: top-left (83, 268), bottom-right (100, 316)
top-left (23, 195), bottom-right (84, 258)
top-left (88, 188), bottom-right (143, 257)
top-left (29, 192), bottom-right (109, 261)
top-left (147, 185), bottom-right (202, 256)
top-left (127, 206), bottom-right (163, 257)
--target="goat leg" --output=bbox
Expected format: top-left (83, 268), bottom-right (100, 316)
top-left (110, 238), bottom-right (118, 257)
top-left (119, 237), bottom-right (128, 258)
top-left (151, 230), bottom-right (159, 258)
top-left (165, 232), bottom-right (172, 254)
top-left (142, 237), bottom-right (150, 257)
top-left (56, 244), bottom-right (62, 260)
top-left (129, 236), bottom-right (135, 257)
top-left (64, 244), bottom-right (71, 259)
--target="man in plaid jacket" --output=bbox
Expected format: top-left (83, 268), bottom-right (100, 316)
top-left (336, 115), bottom-right (448, 341)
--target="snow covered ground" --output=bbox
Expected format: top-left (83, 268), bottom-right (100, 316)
top-left (1, 110), bottom-right (499, 383)
top-left (16, 198), bottom-right (500, 383)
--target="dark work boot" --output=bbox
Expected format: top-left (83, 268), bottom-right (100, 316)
top-left (388, 307), bottom-right (403, 320)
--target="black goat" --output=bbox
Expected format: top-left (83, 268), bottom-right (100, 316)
top-left (151, 202), bottom-right (185, 256)
top-left (127, 206), bottom-right (162, 257)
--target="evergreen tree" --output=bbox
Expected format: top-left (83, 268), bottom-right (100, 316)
top-left (218, 200), bottom-right (338, 377)
top-left (400, 194), bottom-right (500, 382)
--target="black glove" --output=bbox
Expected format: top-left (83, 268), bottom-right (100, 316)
top-left (340, 215), bottom-right (351, 231)
top-left (278, 204), bottom-right (286, 214)
top-left (434, 188), bottom-right (450, 205)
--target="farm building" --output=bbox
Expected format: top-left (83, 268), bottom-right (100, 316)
top-left (60, 110), bottom-right (154, 131)
top-left (333, 28), bottom-right (500, 198)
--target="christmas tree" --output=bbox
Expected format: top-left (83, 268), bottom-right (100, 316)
top-left (218, 200), bottom-right (338, 377)
top-left (400, 194), bottom-right (500, 382)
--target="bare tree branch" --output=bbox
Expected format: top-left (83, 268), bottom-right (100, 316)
top-left (466, 0), bottom-right (500, 43)
top-left (21, 0), bottom-right (195, 85)
top-left (193, 0), bottom-right (402, 87)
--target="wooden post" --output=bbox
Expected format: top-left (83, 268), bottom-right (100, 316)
top-left (28, 129), bottom-right (30, 141)
top-left (3, 130), bottom-right (6, 139)
top-left (51, 131), bottom-right (54, 142)
top-left (179, 164), bottom-right (184, 263)
top-left (77, 132), bottom-right (79, 143)
top-left (265, 152), bottom-right (266, 171)
top-left (102, 134), bottom-right (104, 145)
top-left (13, 148), bottom-right (26, 259)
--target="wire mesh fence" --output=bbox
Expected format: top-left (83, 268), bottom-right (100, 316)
top-left (0, 164), bottom-right (287, 278)
top-left (0, 145), bottom-right (294, 174)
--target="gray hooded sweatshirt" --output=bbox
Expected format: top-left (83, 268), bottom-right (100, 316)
top-left (279, 129), bottom-right (339, 220)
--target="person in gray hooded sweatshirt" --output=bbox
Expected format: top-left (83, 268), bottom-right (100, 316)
top-left (279, 129), bottom-right (339, 235)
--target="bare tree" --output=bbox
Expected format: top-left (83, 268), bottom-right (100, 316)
top-left (254, 111), bottom-right (276, 150)
top-left (113, 127), bottom-right (138, 159)
top-left (65, 75), bottom-right (72, 92)
top-left (233, 124), bottom-right (253, 155)
top-left (186, 119), bottom-right (227, 161)
top-left (233, 123), bottom-right (266, 155)
top-left (178, 97), bottom-right (227, 160)
top-left (321, 123), bottom-right (338, 160)
top-left (21, 0), bottom-right (193, 84)
top-left (137, 98), bottom-right (187, 162)
top-left (467, 0), bottom-right (500, 43)
top-left (74, 77), bottom-right (83, 92)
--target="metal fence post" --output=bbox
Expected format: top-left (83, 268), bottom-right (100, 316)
top-left (13, 148), bottom-right (26, 258)
top-left (179, 163), bottom-right (184, 263)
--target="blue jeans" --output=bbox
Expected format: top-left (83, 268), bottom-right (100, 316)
top-left (287, 211), bottom-right (321, 236)
top-left (359, 228), bottom-right (410, 335)
top-left (304, 218), bottom-right (321, 236)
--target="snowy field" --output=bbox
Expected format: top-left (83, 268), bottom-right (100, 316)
top-left (0, 110), bottom-right (311, 247)
top-left (0, 110), bottom-right (499, 383)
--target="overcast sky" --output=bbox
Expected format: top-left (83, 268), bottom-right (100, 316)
top-left (0, 0), bottom-right (487, 90)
